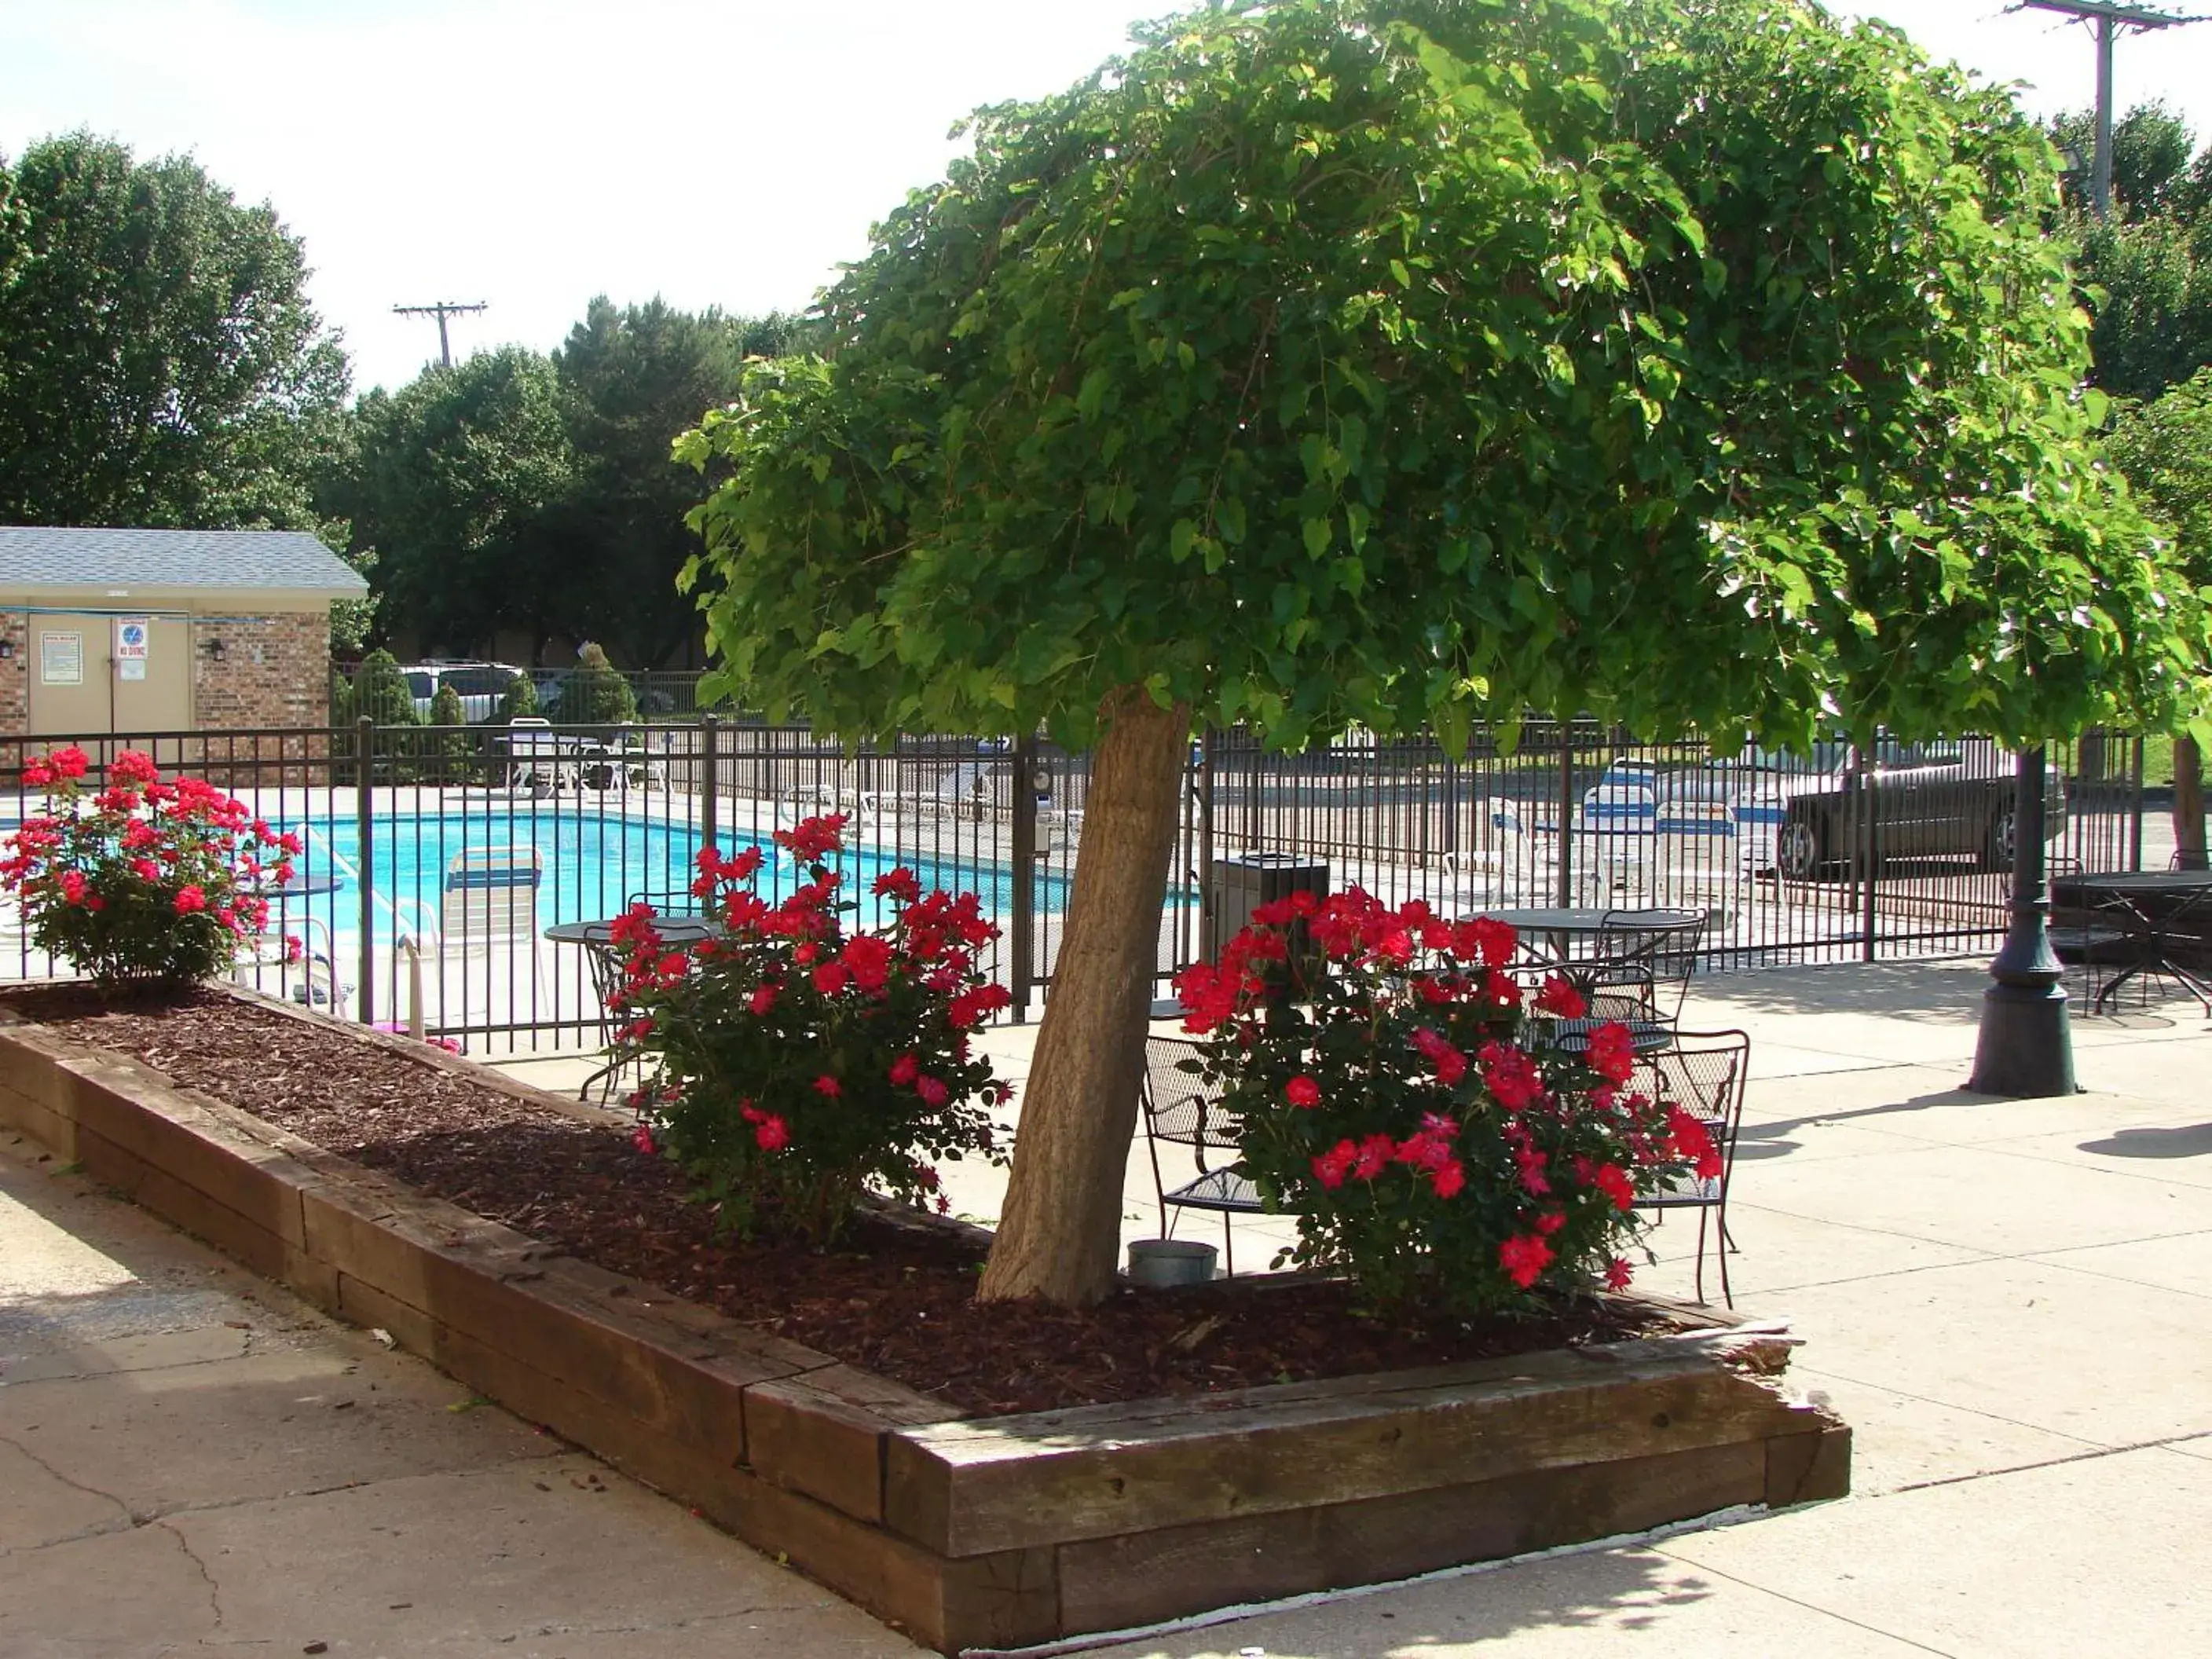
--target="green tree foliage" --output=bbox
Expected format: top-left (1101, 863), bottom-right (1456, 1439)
top-left (685, 0), bottom-right (2199, 758)
top-left (679, 0), bottom-right (2210, 1304)
top-left (335, 349), bottom-right (577, 654)
top-left (2053, 104), bottom-right (2212, 403)
top-left (2111, 368), bottom-right (2212, 580)
top-left (0, 133), bottom-right (350, 528)
top-left (564, 642), bottom-right (640, 725)
top-left (333, 298), bottom-right (803, 665)
top-left (2111, 369), bottom-right (2212, 864)
top-left (553, 299), bottom-right (763, 665)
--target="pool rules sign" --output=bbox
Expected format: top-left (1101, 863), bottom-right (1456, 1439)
top-left (115, 617), bottom-right (149, 682)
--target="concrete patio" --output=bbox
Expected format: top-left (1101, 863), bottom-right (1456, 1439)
top-left (3, 958), bottom-right (2208, 1656)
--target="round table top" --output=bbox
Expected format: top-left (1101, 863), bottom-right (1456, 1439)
top-left (2055, 870), bottom-right (2212, 894)
top-left (1483, 906), bottom-right (1621, 932)
top-left (264, 872), bottom-right (343, 902)
top-left (1549, 1017), bottom-right (1675, 1057)
top-left (1485, 906), bottom-right (1703, 934)
top-left (544, 915), bottom-right (720, 948)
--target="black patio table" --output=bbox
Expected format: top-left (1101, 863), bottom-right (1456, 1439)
top-left (2048, 870), bottom-right (2212, 1013)
top-left (544, 915), bottom-right (719, 1102)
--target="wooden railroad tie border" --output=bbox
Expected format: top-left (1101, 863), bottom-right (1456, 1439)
top-left (0, 1005), bottom-right (1848, 1655)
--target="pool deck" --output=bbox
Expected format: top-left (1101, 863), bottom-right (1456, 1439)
top-left (5, 958), bottom-right (2210, 1656)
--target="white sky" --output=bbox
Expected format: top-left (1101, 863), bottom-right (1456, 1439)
top-left (4, 0), bottom-right (2210, 396)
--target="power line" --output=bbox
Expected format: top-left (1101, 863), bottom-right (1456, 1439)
top-left (2012, 1), bottom-right (2207, 218)
top-left (392, 300), bottom-right (488, 369)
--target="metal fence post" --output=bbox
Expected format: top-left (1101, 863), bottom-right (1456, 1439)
top-left (2130, 736), bottom-right (2145, 872)
top-left (1010, 732), bottom-right (1038, 1020)
top-left (1857, 756), bottom-right (1879, 962)
top-left (1556, 722), bottom-right (1576, 908)
top-left (1197, 728), bottom-right (1217, 961)
top-left (699, 715), bottom-right (720, 851)
top-left (356, 716), bottom-right (375, 1027)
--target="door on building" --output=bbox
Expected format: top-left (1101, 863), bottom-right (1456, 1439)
top-left (27, 614), bottom-right (193, 735)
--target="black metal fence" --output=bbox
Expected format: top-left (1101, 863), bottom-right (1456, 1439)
top-left (0, 718), bottom-right (2159, 1053)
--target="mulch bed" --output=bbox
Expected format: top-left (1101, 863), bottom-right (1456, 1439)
top-left (7, 987), bottom-right (1684, 1417)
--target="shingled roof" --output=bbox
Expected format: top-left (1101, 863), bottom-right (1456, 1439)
top-left (0, 528), bottom-right (368, 595)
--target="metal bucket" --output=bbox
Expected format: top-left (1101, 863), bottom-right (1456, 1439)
top-left (1126, 1238), bottom-right (1218, 1287)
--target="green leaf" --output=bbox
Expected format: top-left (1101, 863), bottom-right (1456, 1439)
top-left (1302, 516), bottom-right (1332, 560)
top-left (1077, 366), bottom-right (1110, 423)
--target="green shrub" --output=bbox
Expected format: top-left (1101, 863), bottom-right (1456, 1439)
top-left (350, 649), bottom-right (421, 727)
top-left (498, 672), bottom-right (540, 722)
top-left (566, 643), bottom-right (639, 725)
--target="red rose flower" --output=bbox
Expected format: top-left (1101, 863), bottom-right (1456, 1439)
top-left (1498, 1233), bottom-right (1555, 1289)
top-left (1284, 1074), bottom-right (1322, 1108)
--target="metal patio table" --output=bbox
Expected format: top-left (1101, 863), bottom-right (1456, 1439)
top-left (2047, 870), bottom-right (2212, 1014)
top-left (544, 914), bottom-right (718, 1103)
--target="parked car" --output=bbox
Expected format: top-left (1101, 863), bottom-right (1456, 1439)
top-left (397, 661), bottom-right (526, 723)
top-left (1763, 741), bottom-right (2064, 877)
top-left (1573, 741), bottom-right (2064, 877)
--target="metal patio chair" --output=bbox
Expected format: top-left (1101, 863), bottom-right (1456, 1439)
top-left (1630, 1027), bottom-right (1751, 1306)
top-left (1140, 1035), bottom-right (1265, 1275)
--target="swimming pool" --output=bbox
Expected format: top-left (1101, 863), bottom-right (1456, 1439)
top-left (281, 808), bottom-right (1066, 946)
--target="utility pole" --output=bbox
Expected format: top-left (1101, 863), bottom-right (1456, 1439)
top-left (2017, 2), bottom-right (2206, 218)
top-left (1972, 0), bottom-right (2203, 1098)
top-left (392, 300), bottom-right (488, 369)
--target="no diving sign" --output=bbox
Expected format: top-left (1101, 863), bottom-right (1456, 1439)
top-left (115, 617), bottom-right (149, 681)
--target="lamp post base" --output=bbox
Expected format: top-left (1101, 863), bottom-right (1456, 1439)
top-left (1968, 978), bottom-right (2076, 1097)
top-left (1968, 745), bottom-right (2077, 1099)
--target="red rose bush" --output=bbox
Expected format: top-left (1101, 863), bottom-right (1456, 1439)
top-left (1, 746), bottom-right (298, 991)
top-left (613, 814), bottom-right (1009, 1244)
top-left (1177, 888), bottom-right (1719, 1317)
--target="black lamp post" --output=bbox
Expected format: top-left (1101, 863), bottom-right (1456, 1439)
top-left (1968, 745), bottom-right (2075, 1097)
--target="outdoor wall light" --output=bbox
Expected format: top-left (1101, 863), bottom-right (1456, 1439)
top-left (203, 637), bottom-right (227, 663)
top-left (0, 640), bottom-right (13, 660)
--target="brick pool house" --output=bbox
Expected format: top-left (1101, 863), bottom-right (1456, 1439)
top-left (0, 528), bottom-right (366, 738)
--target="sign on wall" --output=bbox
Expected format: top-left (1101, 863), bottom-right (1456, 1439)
top-left (39, 632), bottom-right (82, 686)
top-left (115, 617), bottom-right (149, 682)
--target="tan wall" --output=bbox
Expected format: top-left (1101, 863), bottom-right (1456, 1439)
top-left (0, 609), bottom-right (332, 738)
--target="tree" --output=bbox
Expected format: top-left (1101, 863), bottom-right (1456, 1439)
top-left (553, 298), bottom-right (758, 666)
top-left (681, 0), bottom-right (2206, 1303)
top-left (337, 348), bottom-right (577, 655)
top-left (2052, 104), bottom-right (2212, 404)
top-left (2112, 370), bottom-right (2212, 865)
top-left (0, 133), bottom-right (350, 528)
top-left (329, 299), bottom-right (804, 663)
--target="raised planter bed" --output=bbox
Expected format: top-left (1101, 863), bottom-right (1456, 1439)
top-left (0, 995), bottom-right (1848, 1654)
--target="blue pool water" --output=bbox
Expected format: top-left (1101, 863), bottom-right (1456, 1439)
top-left (280, 810), bottom-right (1064, 946)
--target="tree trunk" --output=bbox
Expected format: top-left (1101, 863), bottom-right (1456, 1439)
top-left (977, 687), bottom-right (1190, 1306)
top-left (2176, 736), bottom-right (2207, 871)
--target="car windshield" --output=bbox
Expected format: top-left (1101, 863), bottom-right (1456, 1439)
top-left (404, 672), bottom-right (434, 699)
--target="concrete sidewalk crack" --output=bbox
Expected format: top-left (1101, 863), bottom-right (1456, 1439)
top-left (1651, 1550), bottom-right (1959, 1656)
top-left (157, 1518), bottom-right (225, 1630)
top-left (0, 1428), bottom-right (133, 1515)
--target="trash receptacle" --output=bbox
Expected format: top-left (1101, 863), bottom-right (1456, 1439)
top-left (1205, 852), bottom-right (1329, 961)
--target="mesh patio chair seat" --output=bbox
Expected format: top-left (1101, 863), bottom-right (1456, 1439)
top-left (1629, 1028), bottom-right (1751, 1306)
top-left (1140, 1035), bottom-right (1266, 1274)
